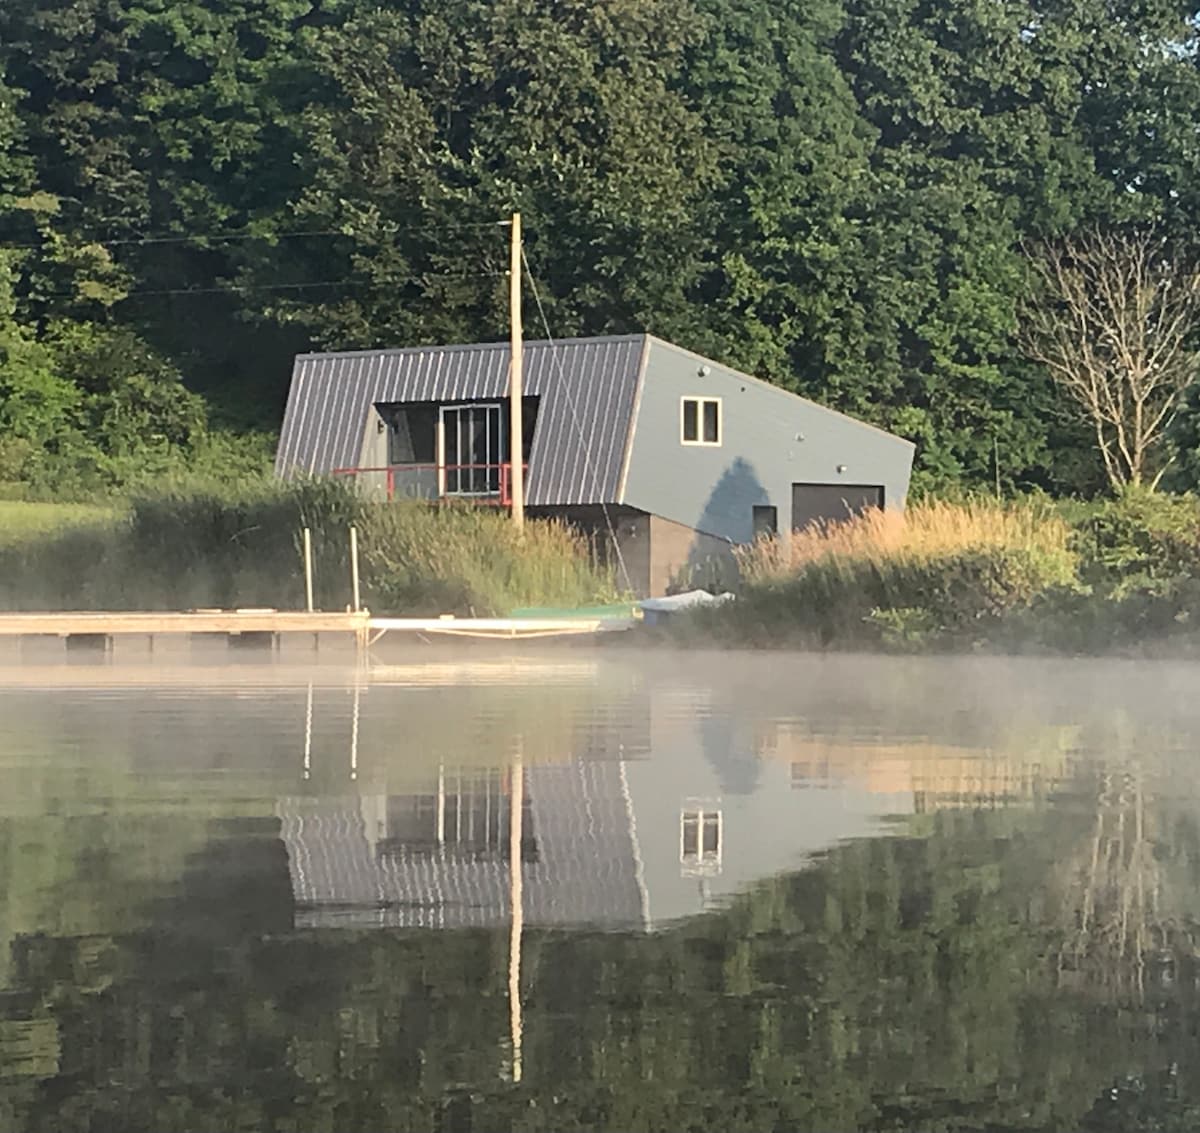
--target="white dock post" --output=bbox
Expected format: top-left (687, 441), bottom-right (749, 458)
top-left (303, 527), bottom-right (314, 612)
top-left (436, 764), bottom-right (446, 846)
top-left (349, 526), bottom-right (361, 612)
top-left (349, 678), bottom-right (360, 782)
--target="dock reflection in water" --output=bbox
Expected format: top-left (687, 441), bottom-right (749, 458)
top-left (2, 651), bottom-right (1200, 1131)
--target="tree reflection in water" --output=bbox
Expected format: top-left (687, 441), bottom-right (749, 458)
top-left (0, 781), bottom-right (1197, 1131)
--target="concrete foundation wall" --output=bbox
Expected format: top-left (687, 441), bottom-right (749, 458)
top-left (648, 515), bottom-right (737, 597)
top-left (528, 506), bottom-right (649, 597)
top-left (531, 506), bottom-right (737, 598)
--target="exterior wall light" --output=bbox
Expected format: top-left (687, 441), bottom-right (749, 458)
top-left (836, 464), bottom-right (848, 473)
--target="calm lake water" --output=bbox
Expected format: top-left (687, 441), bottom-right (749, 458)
top-left (2, 647), bottom-right (1200, 1132)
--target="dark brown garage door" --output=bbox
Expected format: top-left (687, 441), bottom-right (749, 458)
top-left (791, 483), bottom-right (884, 531)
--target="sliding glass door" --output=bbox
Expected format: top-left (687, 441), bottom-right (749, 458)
top-left (441, 403), bottom-right (505, 496)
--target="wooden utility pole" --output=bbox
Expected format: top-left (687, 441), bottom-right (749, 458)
top-left (509, 212), bottom-right (525, 529)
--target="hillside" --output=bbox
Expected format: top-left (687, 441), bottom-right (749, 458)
top-left (2, 0), bottom-right (1200, 497)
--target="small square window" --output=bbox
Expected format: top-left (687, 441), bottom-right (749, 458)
top-left (752, 505), bottom-right (778, 538)
top-left (681, 397), bottom-right (721, 446)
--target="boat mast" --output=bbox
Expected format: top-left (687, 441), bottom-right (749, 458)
top-left (509, 212), bottom-right (525, 528)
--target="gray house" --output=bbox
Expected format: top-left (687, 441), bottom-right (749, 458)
top-left (275, 334), bottom-right (915, 595)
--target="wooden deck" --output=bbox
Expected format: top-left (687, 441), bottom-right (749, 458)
top-left (0, 609), bottom-right (632, 650)
top-left (0, 610), bottom-right (370, 639)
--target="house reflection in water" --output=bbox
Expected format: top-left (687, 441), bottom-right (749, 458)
top-left (280, 762), bottom-right (647, 931)
top-left (278, 705), bottom-right (919, 932)
top-left (275, 664), bottom-right (1078, 937)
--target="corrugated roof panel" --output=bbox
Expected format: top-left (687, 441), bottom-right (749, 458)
top-left (297, 365), bottom-right (319, 473)
top-left (321, 356), bottom-right (351, 471)
top-left (328, 356), bottom-right (358, 471)
top-left (525, 345), bottom-right (569, 502)
top-left (590, 342), bottom-right (621, 499)
top-left (318, 357), bottom-right (343, 469)
top-left (276, 335), bottom-right (646, 505)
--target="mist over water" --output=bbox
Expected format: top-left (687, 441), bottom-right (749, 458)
top-left (1, 647), bottom-right (1199, 1131)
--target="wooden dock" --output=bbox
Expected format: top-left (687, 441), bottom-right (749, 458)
top-left (0, 609), bottom-right (371, 647)
top-left (0, 609), bottom-right (632, 654)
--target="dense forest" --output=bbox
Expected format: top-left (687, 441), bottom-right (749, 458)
top-left (2, 0), bottom-right (1200, 496)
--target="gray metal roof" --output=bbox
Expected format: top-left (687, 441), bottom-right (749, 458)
top-left (275, 335), bottom-right (647, 507)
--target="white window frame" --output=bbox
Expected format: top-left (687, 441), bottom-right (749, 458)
top-left (680, 805), bottom-right (723, 876)
top-left (439, 402), bottom-right (506, 496)
top-left (680, 397), bottom-right (722, 447)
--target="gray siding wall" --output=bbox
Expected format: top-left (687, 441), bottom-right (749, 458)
top-left (620, 340), bottom-right (914, 543)
top-left (356, 406), bottom-right (390, 498)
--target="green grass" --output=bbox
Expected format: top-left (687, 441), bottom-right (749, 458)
top-left (359, 500), bottom-right (623, 615)
top-left (0, 501), bottom-right (119, 547)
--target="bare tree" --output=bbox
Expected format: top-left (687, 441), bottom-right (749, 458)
top-left (1055, 766), bottom-right (1159, 1000)
top-left (1019, 228), bottom-right (1200, 490)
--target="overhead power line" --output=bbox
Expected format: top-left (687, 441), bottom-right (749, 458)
top-left (0, 217), bottom-right (511, 253)
top-left (0, 228), bottom-right (345, 253)
top-left (40, 268), bottom-right (503, 301)
top-left (112, 278), bottom-right (370, 298)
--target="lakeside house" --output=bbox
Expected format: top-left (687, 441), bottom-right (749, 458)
top-left (274, 334), bottom-right (915, 595)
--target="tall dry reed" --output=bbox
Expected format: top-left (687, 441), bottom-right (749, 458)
top-left (689, 499), bottom-right (1081, 649)
top-left (738, 499), bottom-right (1074, 582)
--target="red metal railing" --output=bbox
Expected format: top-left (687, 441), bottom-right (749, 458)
top-left (331, 463), bottom-right (528, 506)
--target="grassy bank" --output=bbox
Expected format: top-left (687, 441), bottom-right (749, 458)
top-left (0, 481), bottom-right (619, 616)
top-left (674, 492), bottom-right (1200, 654)
top-left (0, 501), bottom-right (120, 548)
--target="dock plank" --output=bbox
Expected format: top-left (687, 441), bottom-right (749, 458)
top-left (0, 611), bottom-right (370, 637)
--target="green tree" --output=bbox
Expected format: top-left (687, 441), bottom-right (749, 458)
top-left (671, 0), bottom-right (1082, 491)
top-left (242, 0), bottom-right (714, 352)
top-left (824, 0), bottom-right (1200, 492)
top-left (48, 319), bottom-right (206, 472)
top-left (0, 73), bottom-right (75, 478)
top-left (0, 0), bottom-right (323, 422)
top-left (0, 70), bottom-right (31, 212)
top-left (0, 256), bottom-right (78, 459)
top-left (4, 0), bottom-right (1200, 493)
